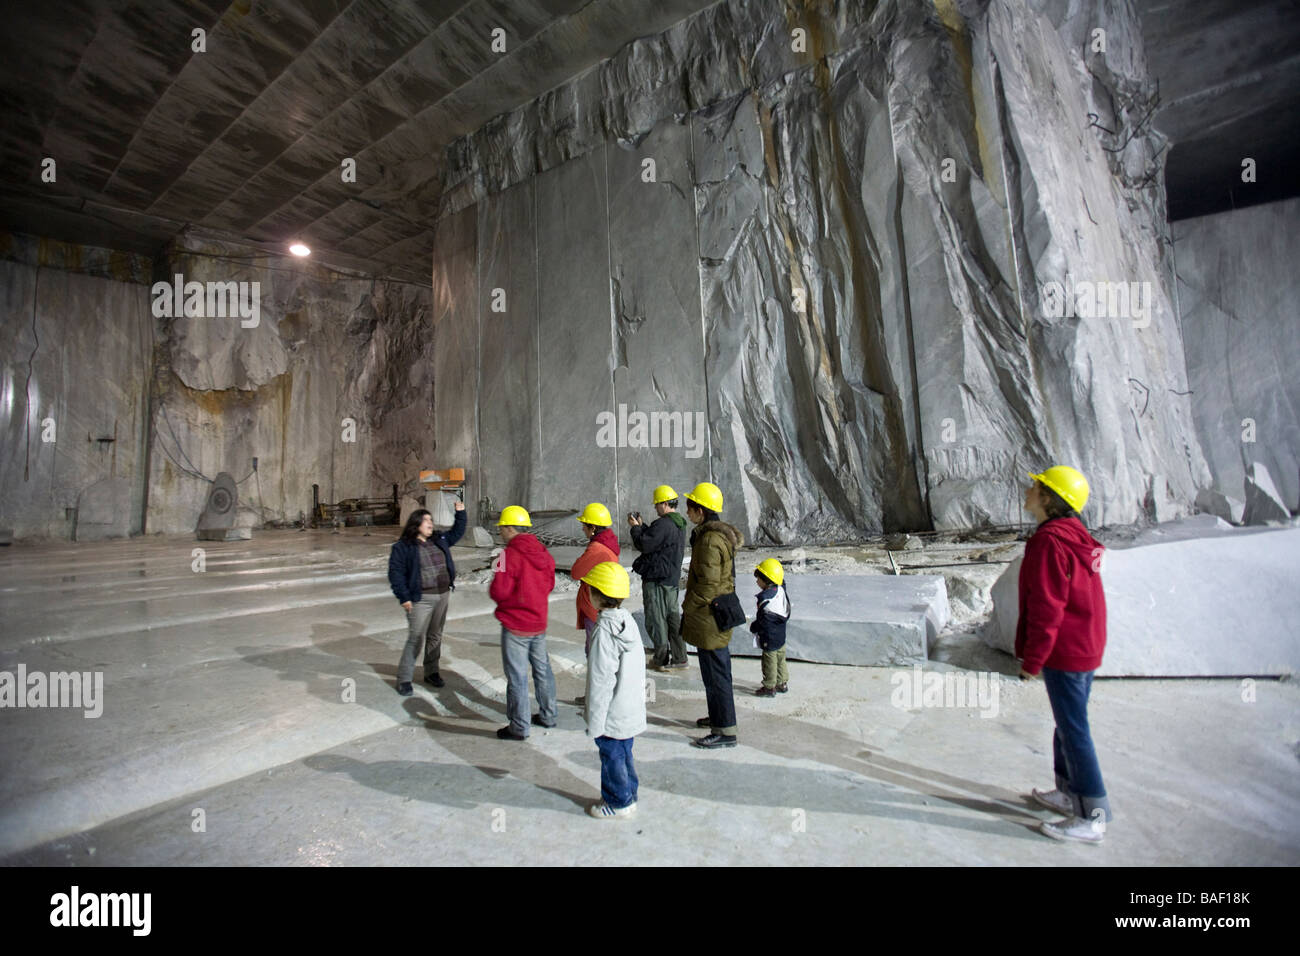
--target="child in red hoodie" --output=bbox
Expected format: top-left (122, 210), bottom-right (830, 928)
top-left (1016, 466), bottom-right (1112, 845)
top-left (489, 506), bottom-right (558, 741)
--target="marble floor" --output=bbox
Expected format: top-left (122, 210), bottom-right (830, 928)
top-left (1, 530), bottom-right (1296, 866)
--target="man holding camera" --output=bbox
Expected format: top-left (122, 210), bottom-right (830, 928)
top-left (628, 484), bottom-right (689, 672)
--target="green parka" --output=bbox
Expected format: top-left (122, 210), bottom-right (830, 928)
top-left (681, 519), bottom-right (744, 650)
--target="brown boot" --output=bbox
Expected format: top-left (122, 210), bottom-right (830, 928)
top-left (755, 686), bottom-right (776, 697)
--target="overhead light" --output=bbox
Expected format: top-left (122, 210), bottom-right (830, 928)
top-left (289, 243), bottom-right (311, 257)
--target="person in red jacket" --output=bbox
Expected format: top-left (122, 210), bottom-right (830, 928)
top-left (573, 503), bottom-right (620, 652)
top-left (1016, 465), bottom-right (1112, 845)
top-left (489, 506), bottom-right (558, 741)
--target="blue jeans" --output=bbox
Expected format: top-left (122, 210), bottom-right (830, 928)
top-left (1042, 667), bottom-right (1113, 822)
top-left (697, 646), bottom-right (737, 735)
top-left (500, 627), bottom-right (557, 736)
top-left (595, 736), bottom-right (638, 809)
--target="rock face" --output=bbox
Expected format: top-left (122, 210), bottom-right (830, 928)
top-left (432, 0), bottom-right (1210, 543)
top-left (1, 231), bottom-right (433, 539)
top-left (0, 242), bottom-right (153, 540)
top-left (146, 237), bottom-right (434, 534)
top-left (1176, 198), bottom-right (1300, 519)
top-left (74, 478), bottom-right (135, 542)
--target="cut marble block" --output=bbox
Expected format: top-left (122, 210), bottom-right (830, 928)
top-left (986, 526), bottom-right (1300, 676)
top-left (1243, 461), bottom-right (1292, 525)
top-left (1195, 488), bottom-right (1244, 525)
top-left (634, 574), bottom-right (950, 665)
top-left (429, 491), bottom-right (458, 529)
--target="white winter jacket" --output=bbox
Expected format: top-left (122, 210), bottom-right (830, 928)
top-left (584, 607), bottom-right (647, 740)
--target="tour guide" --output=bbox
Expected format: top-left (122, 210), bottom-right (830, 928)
top-left (387, 500), bottom-right (467, 696)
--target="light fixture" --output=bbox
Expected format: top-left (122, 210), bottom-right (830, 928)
top-left (289, 242), bottom-right (311, 257)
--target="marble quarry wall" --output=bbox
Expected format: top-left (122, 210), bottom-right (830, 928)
top-left (146, 236), bottom-right (435, 535)
top-left (0, 238), bottom-right (153, 540)
top-left (1, 233), bottom-right (433, 539)
top-left (1176, 198), bottom-right (1300, 515)
top-left (432, 0), bottom-right (1212, 543)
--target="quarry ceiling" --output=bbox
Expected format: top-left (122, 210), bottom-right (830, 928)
top-left (0, 0), bottom-right (1296, 284)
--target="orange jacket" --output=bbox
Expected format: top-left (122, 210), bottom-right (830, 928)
top-left (572, 540), bottom-right (617, 629)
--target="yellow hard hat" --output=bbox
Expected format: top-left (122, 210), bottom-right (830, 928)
top-left (685, 481), bottom-right (723, 513)
top-left (652, 484), bottom-right (679, 505)
top-left (1029, 465), bottom-right (1090, 513)
top-left (577, 502), bottom-right (612, 527)
top-left (497, 505), bottom-right (532, 527)
top-left (581, 561), bottom-right (630, 600)
top-left (755, 558), bottom-right (784, 586)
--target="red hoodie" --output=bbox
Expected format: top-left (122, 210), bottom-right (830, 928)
top-left (592, 527), bottom-right (620, 558)
top-left (572, 539), bottom-right (618, 629)
top-left (1015, 516), bottom-right (1107, 675)
top-left (489, 533), bottom-right (556, 635)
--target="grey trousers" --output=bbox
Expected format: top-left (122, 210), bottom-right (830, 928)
top-left (643, 579), bottom-right (686, 666)
top-left (397, 591), bottom-right (449, 682)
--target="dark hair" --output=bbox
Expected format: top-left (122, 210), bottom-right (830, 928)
top-left (400, 509), bottom-right (432, 542)
top-left (687, 502), bottom-right (720, 523)
top-left (754, 571), bottom-right (775, 589)
top-left (592, 586), bottom-right (623, 610)
top-left (1037, 482), bottom-right (1079, 521)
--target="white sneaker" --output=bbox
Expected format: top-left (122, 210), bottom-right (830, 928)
top-left (587, 801), bottom-right (637, 819)
top-left (1040, 815), bottom-right (1105, 844)
top-left (1031, 788), bottom-right (1073, 815)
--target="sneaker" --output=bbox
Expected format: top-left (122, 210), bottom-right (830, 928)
top-left (691, 733), bottom-right (737, 749)
top-left (695, 717), bottom-right (713, 728)
top-left (755, 686), bottom-right (776, 697)
top-left (1031, 788), bottom-right (1073, 815)
top-left (587, 802), bottom-right (637, 819)
top-left (396, 681), bottom-right (414, 697)
top-left (1039, 815), bottom-right (1105, 845)
top-left (496, 726), bottom-right (526, 741)
top-left (424, 672), bottom-right (445, 688)
top-left (664, 661), bottom-right (690, 670)
top-left (775, 683), bottom-right (788, 693)
top-left (531, 714), bottom-right (556, 728)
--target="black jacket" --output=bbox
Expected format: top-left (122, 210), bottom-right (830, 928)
top-left (749, 584), bottom-right (791, 650)
top-left (388, 510), bottom-right (467, 604)
top-left (630, 511), bottom-right (687, 584)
